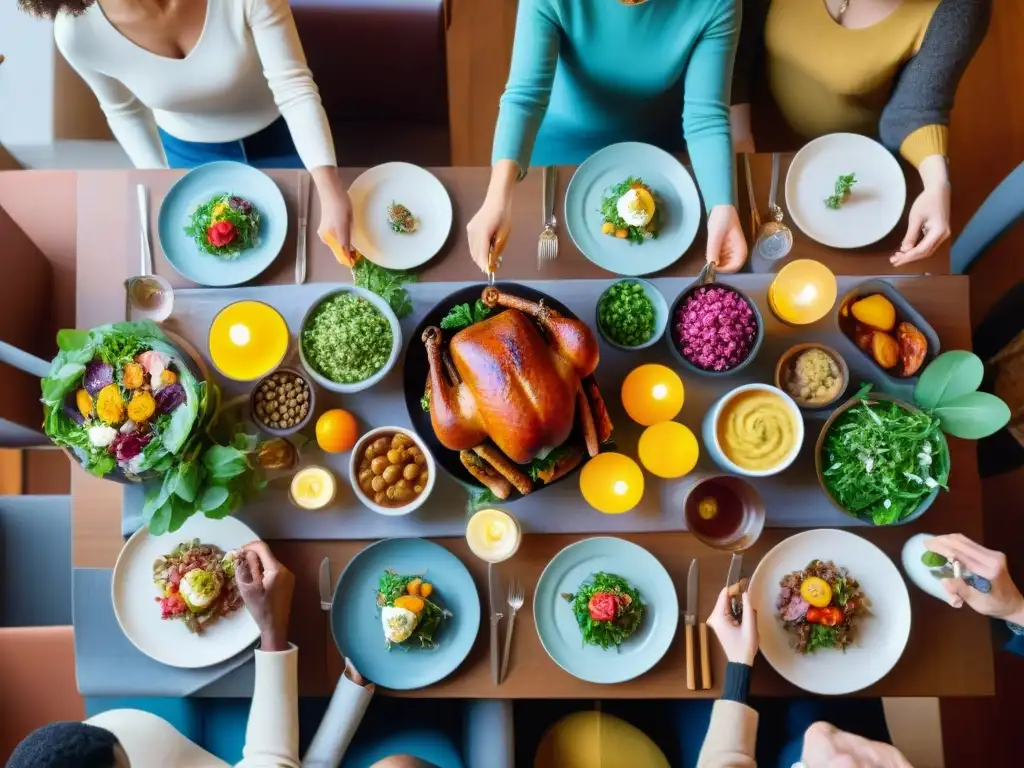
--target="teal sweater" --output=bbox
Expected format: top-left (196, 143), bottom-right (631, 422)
top-left (492, 0), bottom-right (740, 211)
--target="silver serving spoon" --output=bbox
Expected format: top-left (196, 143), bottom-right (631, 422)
top-left (754, 153), bottom-right (794, 261)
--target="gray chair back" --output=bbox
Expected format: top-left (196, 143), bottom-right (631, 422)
top-left (952, 162), bottom-right (1024, 274)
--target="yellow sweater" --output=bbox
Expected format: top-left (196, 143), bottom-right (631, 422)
top-left (735, 0), bottom-right (991, 167)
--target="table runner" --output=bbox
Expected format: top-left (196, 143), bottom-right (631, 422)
top-left (122, 275), bottom-right (917, 540)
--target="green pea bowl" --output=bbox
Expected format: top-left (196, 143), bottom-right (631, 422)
top-left (595, 278), bottom-right (669, 352)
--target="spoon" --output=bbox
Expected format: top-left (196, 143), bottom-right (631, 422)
top-left (754, 153), bottom-right (794, 261)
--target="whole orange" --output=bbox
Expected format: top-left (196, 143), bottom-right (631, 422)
top-left (315, 409), bottom-right (359, 453)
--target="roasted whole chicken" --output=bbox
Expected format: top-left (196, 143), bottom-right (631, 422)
top-left (422, 287), bottom-right (613, 498)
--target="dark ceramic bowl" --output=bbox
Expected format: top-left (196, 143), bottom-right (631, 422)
top-left (666, 280), bottom-right (765, 377)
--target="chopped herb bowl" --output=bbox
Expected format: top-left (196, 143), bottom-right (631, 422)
top-left (595, 278), bottom-right (668, 351)
top-left (298, 286), bottom-right (403, 394)
top-left (814, 393), bottom-right (950, 526)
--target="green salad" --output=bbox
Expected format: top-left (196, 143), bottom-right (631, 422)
top-left (377, 570), bottom-right (451, 650)
top-left (561, 572), bottom-right (644, 650)
top-left (598, 281), bottom-right (656, 347)
top-left (599, 177), bottom-right (660, 245)
top-left (183, 194), bottom-right (260, 258)
top-left (825, 174), bottom-right (857, 210)
top-left (822, 390), bottom-right (950, 525)
top-left (302, 293), bottom-right (393, 384)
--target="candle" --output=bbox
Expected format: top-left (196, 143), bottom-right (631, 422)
top-left (638, 421), bottom-right (699, 479)
top-left (208, 300), bottom-right (289, 381)
top-left (620, 364), bottom-right (685, 426)
top-left (768, 259), bottom-right (837, 325)
top-left (579, 452), bottom-right (645, 514)
top-left (290, 465), bottom-right (336, 510)
top-left (466, 508), bottom-right (522, 563)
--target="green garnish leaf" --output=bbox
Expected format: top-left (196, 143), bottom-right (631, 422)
top-left (932, 391), bottom-right (1011, 440)
top-left (352, 258), bottom-right (416, 319)
top-left (914, 351), bottom-right (984, 410)
top-left (527, 444), bottom-right (575, 481)
top-left (466, 486), bottom-right (501, 514)
top-left (921, 551), bottom-right (948, 568)
top-left (806, 624), bottom-right (841, 654)
top-left (420, 388), bottom-right (431, 412)
top-left (825, 174), bottom-right (857, 210)
top-left (440, 300), bottom-right (492, 331)
top-left (833, 574), bottom-right (849, 607)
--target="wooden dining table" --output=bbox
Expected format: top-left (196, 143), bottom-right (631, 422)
top-left (66, 155), bottom-right (992, 700)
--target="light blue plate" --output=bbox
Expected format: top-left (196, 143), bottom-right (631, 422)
top-left (564, 142), bottom-right (702, 276)
top-left (157, 161), bottom-right (288, 287)
top-left (331, 538), bottom-right (481, 690)
top-left (533, 537), bottom-right (679, 684)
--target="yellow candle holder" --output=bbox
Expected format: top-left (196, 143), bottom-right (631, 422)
top-left (208, 300), bottom-right (290, 382)
top-left (579, 452), bottom-right (645, 514)
top-left (767, 259), bottom-right (837, 326)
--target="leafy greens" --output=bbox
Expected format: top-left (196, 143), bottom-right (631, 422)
top-left (352, 258), bottom-right (416, 318)
top-left (562, 572), bottom-right (643, 650)
top-left (822, 387), bottom-right (950, 525)
top-left (440, 300), bottom-right (492, 331)
top-left (377, 570), bottom-right (450, 650)
top-left (600, 176), bottom-right (660, 245)
top-left (825, 174), bottom-right (857, 210)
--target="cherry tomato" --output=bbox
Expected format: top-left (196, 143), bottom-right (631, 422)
top-left (805, 606), bottom-right (843, 626)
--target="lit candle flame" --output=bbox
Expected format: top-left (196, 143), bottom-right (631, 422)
top-left (651, 383), bottom-right (668, 400)
top-left (793, 284), bottom-right (818, 306)
top-left (228, 323), bottom-right (251, 346)
top-left (613, 480), bottom-right (629, 495)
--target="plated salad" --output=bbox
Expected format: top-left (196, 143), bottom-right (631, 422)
top-left (184, 194), bottom-right (261, 258)
top-left (777, 560), bottom-right (864, 654)
top-left (377, 570), bottom-right (451, 649)
top-left (153, 539), bottom-right (243, 634)
top-left (600, 177), bottom-right (660, 244)
top-left (387, 202), bottom-right (418, 234)
top-left (41, 321), bottom-right (201, 481)
top-left (562, 572), bottom-right (644, 650)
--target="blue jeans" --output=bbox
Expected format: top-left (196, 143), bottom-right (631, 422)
top-left (158, 116), bottom-right (303, 170)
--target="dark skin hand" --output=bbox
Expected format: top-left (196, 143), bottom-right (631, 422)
top-left (235, 540), bottom-right (295, 652)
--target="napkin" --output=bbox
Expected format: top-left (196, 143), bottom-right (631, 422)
top-left (73, 568), bottom-right (254, 698)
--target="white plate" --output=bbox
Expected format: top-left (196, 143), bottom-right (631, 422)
top-left (112, 515), bottom-right (260, 668)
top-left (785, 133), bottom-right (907, 249)
top-left (748, 529), bottom-right (911, 695)
top-left (349, 162), bottom-right (453, 270)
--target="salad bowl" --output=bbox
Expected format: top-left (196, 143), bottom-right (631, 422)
top-left (815, 393), bottom-right (949, 526)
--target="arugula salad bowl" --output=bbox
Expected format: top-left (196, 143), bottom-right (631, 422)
top-left (298, 285), bottom-right (403, 394)
top-left (814, 393), bottom-right (950, 526)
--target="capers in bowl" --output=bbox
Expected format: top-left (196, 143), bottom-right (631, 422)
top-left (349, 427), bottom-right (436, 515)
top-left (252, 368), bottom-right (314, 435)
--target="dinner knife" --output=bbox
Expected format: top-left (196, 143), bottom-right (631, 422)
top-left (685, 559), bottom-right (698, 691)
top-left (137, 183), bottom-right (153, 278)
top-left (318, 557), bottom-right (332, 611)
top-left (488, 563), bottom-right (504, 685)
top-left (726, 553), bottom-right (744, 621)
top-left (296, 172), bottom-right (311, 284)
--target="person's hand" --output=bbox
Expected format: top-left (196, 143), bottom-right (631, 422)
top-left (466, 191), bottom-right (513, 275)
top-left (889, 184), bottom-right (950, 267)
top-left (706, 204), bottom-right (748, 273)
top-left (706, 587), bottom-right (758, 666)
top-left (924, 534), bottom-right (1024, 623)
top-left (801, 721), bottom-right (913, 768)
top-left (730, 103), bottom-right (756, 155)
top-left (317, 185), bottom-right (355, 266)
top-left (235, 541), bottom-right (295, 652)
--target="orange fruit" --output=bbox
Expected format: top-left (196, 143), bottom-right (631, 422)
top-left (315, 409), bottom-right (359, 453)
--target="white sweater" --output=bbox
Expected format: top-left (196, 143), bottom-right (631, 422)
top-left (86, 646), bottom-right (374, 768)
top-left (54, 0), bottom-right (336, 170)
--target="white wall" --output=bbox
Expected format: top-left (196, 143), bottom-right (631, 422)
top-left (0, 9), bottom-right (56, 146)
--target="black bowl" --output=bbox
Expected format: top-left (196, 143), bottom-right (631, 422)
top-left (403, 282), bottom-right (598, 501)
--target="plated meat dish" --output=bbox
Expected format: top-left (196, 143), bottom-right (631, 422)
top-left (777, 560), bottom-right (864, 654)
top-left (377, 570), bottom-right (451, 649)
top-left (561, 572), bottom-right (643, 650)
top-left (421, 287), bottom-right (613, 498)
top-left (153, 539), bottom-right (243, 634)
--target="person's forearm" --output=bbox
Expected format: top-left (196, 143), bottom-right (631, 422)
top-left (486, 160), bottom-right (520, 203)
top-left (311, 165), bottom-right (344, 202)
top-left (302, 675), bottom-right (374, 768)
top-left (238, 645), bottom-right (300, 768)
top-left (917, 154), bottom-right (949, 191)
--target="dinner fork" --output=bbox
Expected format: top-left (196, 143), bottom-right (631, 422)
top-left (500, 577), bottom-right (524, 683)
top-left (537, 166), bottom-right (558, 268)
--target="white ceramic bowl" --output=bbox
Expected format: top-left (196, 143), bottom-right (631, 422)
top-left (748, 529), bottom-right (912, 695)
top-left (702, 383), bottom-right (804, 477)
top-left (298, 285), bottom-right (403, 394)
top-left (349, 426), bottom-right (436, 516)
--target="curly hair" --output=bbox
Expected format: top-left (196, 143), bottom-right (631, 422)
top-left (7, 722), bottom-right (119, 768)
top-left (17, 0), bottom-right (96, 19)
